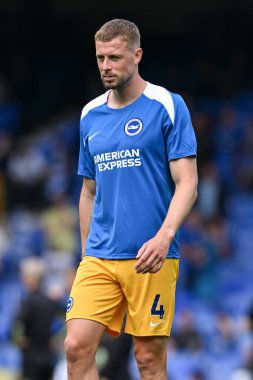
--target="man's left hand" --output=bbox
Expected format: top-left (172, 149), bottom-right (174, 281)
top-left (135, 229), bottom-right (172, 274)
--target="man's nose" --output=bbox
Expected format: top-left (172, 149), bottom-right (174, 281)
top-left (102, 58), bottom-right (111, 71)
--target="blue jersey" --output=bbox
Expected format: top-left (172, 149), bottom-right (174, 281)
top-left (78, 82), bottom-right (197, 259)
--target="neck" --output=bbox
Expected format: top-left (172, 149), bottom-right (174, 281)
top-left (108, 74), bottom-right (147, 109)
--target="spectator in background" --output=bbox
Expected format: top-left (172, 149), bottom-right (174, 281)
top-left (40, 193), bottom-right (78, 254)
top-left (235, 117), bottom-right (253, 193)
top-left (172, 309), bottom-right (203, 352)
top-left (6, 141), bottom-right (48, 209)
top-left (239, 304), bottom-right (253, 378)
top-left (213, 106), bottom-right (244, 191)
top-left (246, 306), bottom-right (253, 376)
top-left (183, 241), bottom-right (218, 303)
top-left (0, 75), bottom-right (22, 216)
top-left (205, 215), bottom-right (232, 260)
top-left (208, 312), bottom-right (238, 361)
top-left (100, 330), bottom-right (132, 380)
top-left (230, 369), bottom-right (253, 380)
top-left (197, 162), bottom-right (223, 220)
top-left (191, 111), bottom-right (214, 164)
top-left (181, 211), bottom-right (219, 303)
top-left (13, 257), bottom-right (59, 380)
top-left (190, 370), bottom-right (206, 380)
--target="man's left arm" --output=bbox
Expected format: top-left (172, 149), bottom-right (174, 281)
top-left (135, 156), bottom-right (198, 274)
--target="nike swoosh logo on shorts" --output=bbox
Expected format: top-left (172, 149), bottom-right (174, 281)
top-left (88, 131), bottom-right (101, 141)
top-left (150, 320), bottom-right (164, 327)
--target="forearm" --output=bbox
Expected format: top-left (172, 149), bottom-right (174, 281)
top-left (79, 188), bottom-right (95, 255)
top-left (135, 157), bottom-right (197, 274)
top-left (159, 180), bottom-right (198, 241)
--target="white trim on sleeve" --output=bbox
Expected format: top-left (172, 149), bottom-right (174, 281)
top-left (143, 82), bottom-right (175, 124)
top-left (81, 91), bottom-right (109, 120)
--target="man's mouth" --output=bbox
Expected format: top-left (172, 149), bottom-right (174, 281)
top-left (103, 75), bottom-right (115, 81)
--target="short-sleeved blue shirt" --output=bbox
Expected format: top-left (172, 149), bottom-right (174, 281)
top-left (78, 82), bottom-right (197, 259)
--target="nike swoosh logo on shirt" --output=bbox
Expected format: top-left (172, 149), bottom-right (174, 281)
top-left (150, 320), bottom-right (164, 327)
top-left (88, 131), bottom-right (101, 141)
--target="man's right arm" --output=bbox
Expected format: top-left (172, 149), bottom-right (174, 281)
top-left (79, 177), bottom-right (96, 256)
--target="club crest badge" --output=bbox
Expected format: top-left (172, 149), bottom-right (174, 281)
top-left (124, 118), bottom-right (143, 136)
top-left (67, 297), bottom-right (74, 312)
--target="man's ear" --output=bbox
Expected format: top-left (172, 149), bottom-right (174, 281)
top-left (134, 48), bottom-right (143, 64)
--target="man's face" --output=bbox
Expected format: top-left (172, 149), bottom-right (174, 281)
top-left (95, 37), bottom-right (142, 90)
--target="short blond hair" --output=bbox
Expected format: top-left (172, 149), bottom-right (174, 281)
top-left (95, 19), bottom-right (141, 50)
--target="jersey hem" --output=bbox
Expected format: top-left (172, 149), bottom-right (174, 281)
top-left (84, 252), bottom-right (180, 259)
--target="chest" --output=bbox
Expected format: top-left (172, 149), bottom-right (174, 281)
top-left (86, 105), bottom-right (166, 157)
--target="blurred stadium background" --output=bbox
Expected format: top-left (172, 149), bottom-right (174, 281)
top-left (0, 1), bottom-right (253, 379)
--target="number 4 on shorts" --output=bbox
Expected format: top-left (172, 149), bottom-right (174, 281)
top-left (151, 294), bottom-right (165, 319)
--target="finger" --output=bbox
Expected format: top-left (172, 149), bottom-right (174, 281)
top-left (136, 262), bottom-right (149, 274)
top-left (143, 253), bottom-right (159, 268)
top-left (150, 260), bottom-right (163, 273)
top-left (149, 263), bottom-right (160, 273)
top-left (135, 250), bottom-right (153, 271)
top-left (142, 257), bottom-right (162, 274)
top-left (135, 243), bottom-right (152, 269)
top-left (141, 264), bottom-right (157, 274)
top-left (136, 242), bottom-right (148, 259)
top-left (138, 256), bottom-right (160, 274)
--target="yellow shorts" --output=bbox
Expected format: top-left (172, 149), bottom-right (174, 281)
top-left (66, 256), bottom-right (179, 337)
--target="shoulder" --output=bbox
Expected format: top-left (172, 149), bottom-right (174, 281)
top-left (143, 83), bottom-right (188, 124)
top-left (81, 91), bottom-right (109, 121)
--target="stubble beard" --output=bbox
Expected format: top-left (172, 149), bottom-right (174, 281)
top-left (101, 71), bottom-right (134, 90)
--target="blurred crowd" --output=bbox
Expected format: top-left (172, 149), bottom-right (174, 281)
top-left (0, 72), bottom-right (253, 380)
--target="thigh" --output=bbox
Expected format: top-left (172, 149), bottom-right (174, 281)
top-left (119, 259), bottom-right (179, 337)
top-left (66, 256), bottom-right (126, 336)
